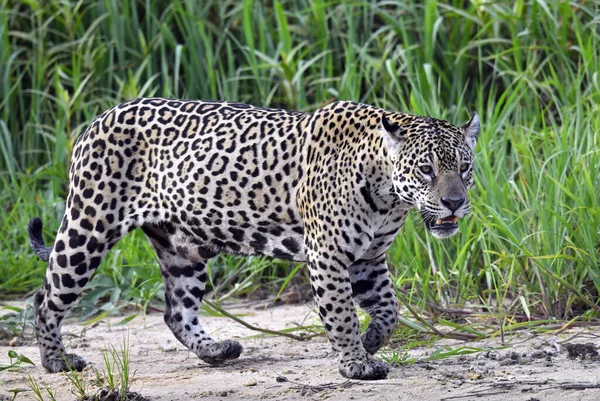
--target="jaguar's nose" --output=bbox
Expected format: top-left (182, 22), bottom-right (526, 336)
top-left (441, 196), bottom-right (465, 213)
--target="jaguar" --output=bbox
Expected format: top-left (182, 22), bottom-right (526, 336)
top-left (29, 98), bottom-right (479, 380)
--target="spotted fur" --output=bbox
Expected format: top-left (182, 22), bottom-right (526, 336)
top-left (29, 98), bottom-right (479, 380)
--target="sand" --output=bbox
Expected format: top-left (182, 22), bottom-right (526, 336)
top-left (2, 303), bottom-right (600, 401)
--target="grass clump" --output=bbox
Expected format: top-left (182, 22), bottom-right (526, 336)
top-left (19, 337), bottom-right (146, 401)
top-left (0, 0), bottom-right (598, 330)
top-left (93, 337), bottom-right (135, 401)
top-left (24, 374), bottom-right (57, 401)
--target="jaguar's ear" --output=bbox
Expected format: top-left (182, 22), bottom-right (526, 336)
top-left (461, 112), bottom-right (480, 150)
top-left (381, 113), bottom-right (405, 155)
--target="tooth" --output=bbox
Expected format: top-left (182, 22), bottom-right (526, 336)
top-left (452, 216), bottom-right (458, 223)
top-left (436, 219), bottom-right (442, 225)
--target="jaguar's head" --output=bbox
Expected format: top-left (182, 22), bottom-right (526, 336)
top-left (381, 112), bottom-right (480, 239)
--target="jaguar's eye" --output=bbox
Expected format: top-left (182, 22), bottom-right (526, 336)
top-left (460, 163), bottom-right (470, 173)
top-left (419, 165), bottom-right (433, 175)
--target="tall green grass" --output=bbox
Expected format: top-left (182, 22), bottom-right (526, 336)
top-left (1, 1), bottom-right (598, 322)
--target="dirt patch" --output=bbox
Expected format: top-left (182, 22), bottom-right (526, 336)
top-left (95, 389), bottom-right (149, 401)
top-left (2, 304), bottom-right (600, 400)
top-left (565, 343), bottom-right (599, 360)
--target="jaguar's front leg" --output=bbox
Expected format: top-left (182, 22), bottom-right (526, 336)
top-left (306, 249), bottom-right (390, 380)
top-left (349, 254), bottom-right (399, 354)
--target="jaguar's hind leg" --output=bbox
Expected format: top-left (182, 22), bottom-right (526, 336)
top-left (142, 224), bottom-right (243, 365)
top-left (32, 216), bottom-right (124, 373)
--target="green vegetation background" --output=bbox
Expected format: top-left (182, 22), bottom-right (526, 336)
top-left (1, 0), bottom-right (598, 327)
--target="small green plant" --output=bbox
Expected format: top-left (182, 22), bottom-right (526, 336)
top-left (378, 348), bottom-right (411, 365)
top-left (0, 305), bottom-right (34, 340)
top-left (97, 349), bottom-right (116, 390)
top-left (4, 388), bottom-right (29, 401)
top-left (98, 336), bottom-right (132, 399)
top-left (61, 335), bottom-right (144, 400)
top-left (63, 355), bottom-right (88, 400)
top-left (25, 374), bottom-right (57, 401)
top-left (0, 350), bottom-right (35, 372)
top-left (90, 335), bottom-right (146, 401)
top-left (1, 351), bottom-right (35, 401)
top-left (15, 339), bottom-right (144, 401)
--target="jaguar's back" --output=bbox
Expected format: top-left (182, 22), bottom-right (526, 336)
top-left (71, 98), bottom-right (310, 261)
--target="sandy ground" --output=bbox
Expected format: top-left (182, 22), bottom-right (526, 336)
top-left (2, 303), bottom-right (600, 401)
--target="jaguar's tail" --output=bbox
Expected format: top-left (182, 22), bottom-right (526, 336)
top-left (28, 217), bottom-right (52, 262)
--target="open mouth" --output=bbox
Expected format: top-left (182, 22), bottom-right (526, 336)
top-left (431, 215), bottom-right (459, 230)
top-left (421, 210), bottom-right (463, 238)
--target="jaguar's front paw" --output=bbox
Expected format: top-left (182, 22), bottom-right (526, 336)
top-left (339, 355), bottom-right (390, 380)
top-left (199, 340), bottom-right (243, 365)
top-left (42, 353), bottom-right (87, 373)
